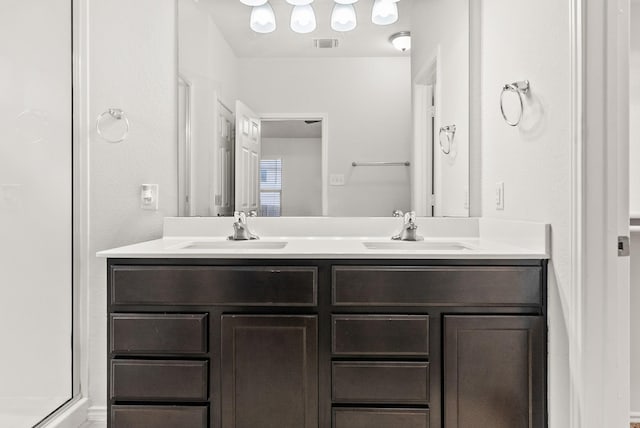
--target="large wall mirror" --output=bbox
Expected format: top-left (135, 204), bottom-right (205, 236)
top-left (178, 0), bottom-right (471, 217)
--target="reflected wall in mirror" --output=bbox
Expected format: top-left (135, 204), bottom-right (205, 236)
top-left (178, 0), bottom-right (471, 217)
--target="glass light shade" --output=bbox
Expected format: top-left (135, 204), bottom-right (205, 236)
top-left (286, 0), bottom-right (313, 5)
top-left (240, 0), bottom-right (268, 6)
top-left (250, 3), bottom-right (276, 34)
top-left (290, 4), bottom-right (317, 34)
top-left (334, 0), bottom-right (358, 4)
top-left (390, 32), bottom-right (411, 51)
top-left (331, 4), bottom-right (357, 32)
top-left (372, 0), bottom-right (398, 25)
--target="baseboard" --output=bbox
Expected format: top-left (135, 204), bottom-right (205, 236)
top-left (87, 405), bottom-right (107, 423)
top-left (37, 397), bottom-right (89, 428)
top-left (631, 411), bottom-right (640, 422)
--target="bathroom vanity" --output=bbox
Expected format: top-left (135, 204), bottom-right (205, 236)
top-left (100, 218), bottom-right (549, 428)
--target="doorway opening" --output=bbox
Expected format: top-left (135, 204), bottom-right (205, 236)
top-left (259, 114), bottom-right (329, 216)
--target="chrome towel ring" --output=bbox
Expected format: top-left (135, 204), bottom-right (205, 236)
top-left (439, 124), bottom-right (456, 155)
top-left (500, 80), bottom-right (530, 127)
top-left (96, 108), bottom-right (130, 143)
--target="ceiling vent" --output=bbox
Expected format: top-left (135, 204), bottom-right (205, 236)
top-left (313, 38), bottom-right (339, 49)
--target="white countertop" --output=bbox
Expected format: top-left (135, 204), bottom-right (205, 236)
top-left (97, 217), bottom-right (550, 260)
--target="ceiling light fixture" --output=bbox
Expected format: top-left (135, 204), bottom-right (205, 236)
top-left (290, 4), bottom-right (317, 34)
top-left (389, 31), bottom-right (411, 51)
top-left (331, 3), bottom-right (357, 32)
top-left (250, 2), bottom-right (276, 34)
top-left (372, 0), bottom-right (399, 26)
top-left (242, 0), bottom-right (404, 34)
top-left (240, 0), bottom-right (267, 6)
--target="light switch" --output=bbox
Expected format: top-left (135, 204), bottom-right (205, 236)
top-left (495, 181), bottom-right (504, 211)
top-left (141, 184), bottom-right (159, 210)
top-left (329, 174), bottom-right (345, 186)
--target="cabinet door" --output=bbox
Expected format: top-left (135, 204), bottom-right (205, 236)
top-left (444, 316), bottom-right (545, 428)
top-left (221, 315), bottom-right (318, 428)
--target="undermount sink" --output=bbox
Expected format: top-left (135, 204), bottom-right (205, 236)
top-left (363, 241), bottom-right (472, 251)
top-left (182, 241), bottom-right (288, 250)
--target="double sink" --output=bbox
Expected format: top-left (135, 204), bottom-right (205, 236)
top-left (181, 240), bottom-right (473, 251)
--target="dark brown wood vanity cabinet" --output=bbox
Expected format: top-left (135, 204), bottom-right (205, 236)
top-left (107, 259), bottom-right (547, 428)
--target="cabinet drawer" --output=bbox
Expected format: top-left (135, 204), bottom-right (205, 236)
top-left (110, 313), bottom-right (208, 355)
top-left (333, 408), bottom-right (429, 428)
top-left (332, 362), bottom-right (429, 404)
top-left (110, 359), bottom-right (208, 402)
top-left (111, 405), bottom-right (208, 428)
top-left (111, 266), bottom-right (317, 306)
top-left (332, 315), bottom-right (429, 356)
top-left (333, 266), bottom-right (541, 306)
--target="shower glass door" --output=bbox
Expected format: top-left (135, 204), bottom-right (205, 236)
top-left (0, 0), bottom-right (73, 426)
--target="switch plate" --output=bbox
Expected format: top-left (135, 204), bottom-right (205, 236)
top-left (495, 181), bottom-right (504, 210)
top-left (329, 174), bottom-right (345, 186)
top-left (141, 184), bottom-right (159, 210)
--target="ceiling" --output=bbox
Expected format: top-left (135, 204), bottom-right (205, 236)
top-left (262, 120), bottom-right (322, 138)
top-left (200, 0), bottom-right (413, 58)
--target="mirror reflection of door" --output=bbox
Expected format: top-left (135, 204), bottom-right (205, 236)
top-left (260, 120), bottom-right (323, 217)
top-left (177, 76), bottom-right (192, 216)
top-left (235, 100), bottom-right (261, 212)
top-left (211, 100), bottom-right (234, 217)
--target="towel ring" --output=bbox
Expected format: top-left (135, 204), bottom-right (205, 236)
top-left (500, 80), bottom-right (530, 127)
top-left (439, 124), bottom-right (456, 155)
top-left (96, 108), bottom-right (130, 143)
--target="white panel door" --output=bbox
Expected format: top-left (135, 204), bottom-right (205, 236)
top-left (211, 99), bottom-right (234, 216)
top-left (235, 100), bottom-right (260, 212)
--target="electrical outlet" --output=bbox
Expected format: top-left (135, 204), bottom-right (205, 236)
top-left (495, 181), bottom-right (504, 211)
top-left (141, 184), bottom-right (159, 210)
top-left (329, 174), bottom-right (345, 186)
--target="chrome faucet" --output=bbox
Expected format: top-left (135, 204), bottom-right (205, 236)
top-left (392, 211), bottom-right (424, 241)
top-left (228, 211), bottom-right (259, 241)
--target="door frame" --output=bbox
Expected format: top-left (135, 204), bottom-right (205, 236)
top-left (412, 50), bottom-right (440, 217)
top-left (177, 74), bottom-right (194, 216)
top-left (575, 0), bottom-right (630, 426)
top-left (259, 113), bottom-right (329, 216)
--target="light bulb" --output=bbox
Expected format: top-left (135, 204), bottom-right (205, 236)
top-left (372, 0), bottom-right (398, 25)
top-left (331, 4), bottom-right (357, 32)
top-left (290, 4), bottom-right (317, 34)
top-left (250, 3), bottom-right (276, 34)
top-left (334, 0), bottom-right (358, 4)
top-left (285, 0), bottom-right (313, 5)
top-left (390, 31), bottom-right (411, 51)
top-left (240, 0), bottom-right (268, 6)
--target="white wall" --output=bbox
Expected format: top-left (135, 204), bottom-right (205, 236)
top-left (632, 231), bottom-right (640, 415)
top-left (238, 57), bottom-right (412, 217)
top-left (479, 0), bottom-right (572, 426)
top-left (630, 2), bottom-right (640, 215)
top-left (629, 0), bottom-right (640, 415)
top-left (87, 0), bottom-right (178, 414)
top-left (411, 0), bottom-right (470, 217)
top-left (262, 137), bottom-right (322, 216)
top-left (179, 0), bottom-right (238, 216)
top-left (0, 0), bottom-right (72, 425)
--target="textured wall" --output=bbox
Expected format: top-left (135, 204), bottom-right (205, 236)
top-left (87, 0), bottom-right (178, 410)
top-left (479, 0), bottom-right (572, 426)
